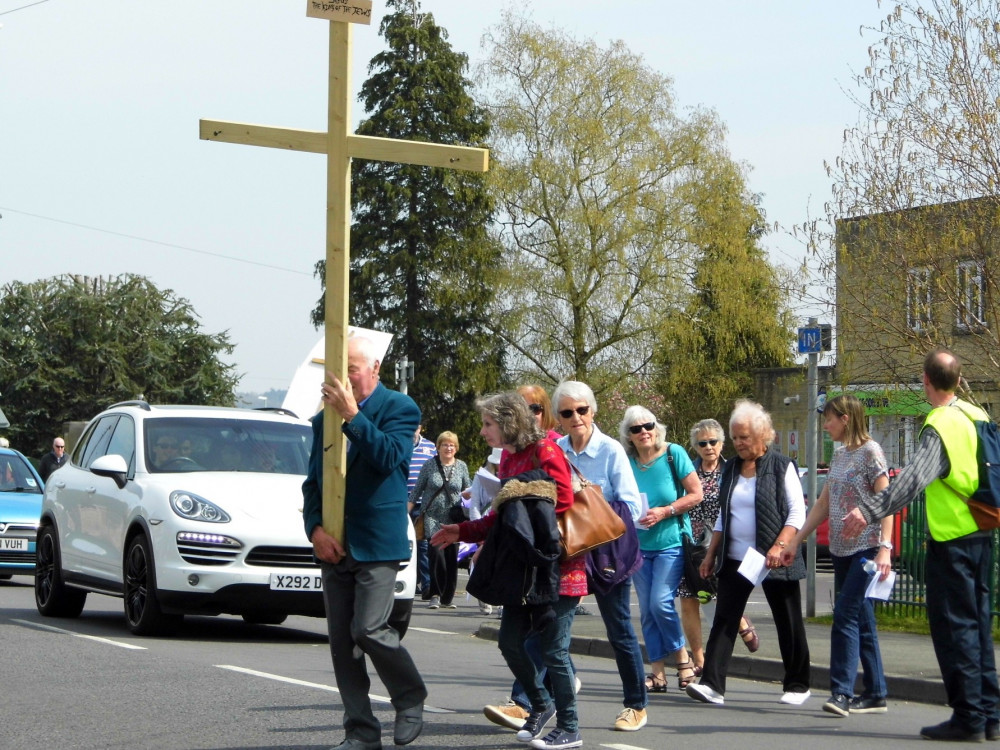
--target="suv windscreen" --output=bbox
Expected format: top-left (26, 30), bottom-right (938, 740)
top-left (144, 417), bottom-right (311, 475)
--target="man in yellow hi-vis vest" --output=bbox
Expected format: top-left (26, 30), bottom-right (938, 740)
top-left (843, 347), bottom-right (998, 742)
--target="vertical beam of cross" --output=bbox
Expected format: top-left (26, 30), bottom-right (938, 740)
top-left (200, 11), bottom-right (488, 544)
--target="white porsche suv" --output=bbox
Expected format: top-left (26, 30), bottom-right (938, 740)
top-left (35, 401), bottom-right (415, 635)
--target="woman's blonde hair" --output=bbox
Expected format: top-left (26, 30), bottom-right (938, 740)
top-left (436, 431), bottom-right (460, 452)
top-left (518, 384), bottom-right (557, 432)
top-left (823, 394), bottom-right (872, 447)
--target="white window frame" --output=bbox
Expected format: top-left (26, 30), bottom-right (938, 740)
top-left (906, 267), bottom-right (931, 332)
top-left (956, 260), bottom-right (986, 332)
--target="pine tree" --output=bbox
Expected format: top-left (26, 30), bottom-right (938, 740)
top-left (312, 0), bottom-right (503, 445)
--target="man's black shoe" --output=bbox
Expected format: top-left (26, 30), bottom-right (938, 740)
top-left (394, 703), bottom-right (423, 746)
top-left (920, 721), bottom-right (985, 742)
top-left (986, 720), bottom-right (999, 742)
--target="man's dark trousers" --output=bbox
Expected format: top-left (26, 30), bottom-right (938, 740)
top-left (926, 532), bottom-right (999, 733)
top-left (322, 554), bottom-right (426, 744)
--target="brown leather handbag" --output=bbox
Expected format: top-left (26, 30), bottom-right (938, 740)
top-left (558, 463), bottom-right (627, 559)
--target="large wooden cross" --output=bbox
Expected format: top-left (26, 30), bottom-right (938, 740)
top-left (200, 3), bottom-right (488, 543)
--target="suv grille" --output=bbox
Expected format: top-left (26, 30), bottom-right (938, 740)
top-left (176, 532), bottom-right (243, 566)
top-left (245, 546), bottom-right (318, 569)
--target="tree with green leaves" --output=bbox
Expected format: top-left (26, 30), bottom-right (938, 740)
top-left (479, 14), bottom-right (780, 399)
top-left (655, 161), bottom-right (795, 437)
top-left (0, 274), bottom-right (238, 456)
top-left (312, 0), bottom-right (503, 446)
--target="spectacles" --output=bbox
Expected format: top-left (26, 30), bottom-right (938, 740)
top-left (157, 441), bottom-right (177, 449)
top-left (54, 444), bottom-right (65, 449)
top-left (697, 439), bottom-right (721, 448)
top-left (628, 422), bottom-right (656, 435)
top-left (558, 405), bottom-right (590, 419)
top-left (528, 403), bottom-right (544, 415)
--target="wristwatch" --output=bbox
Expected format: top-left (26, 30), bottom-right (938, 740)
top-left (878, 540), bottom-right (894, 550)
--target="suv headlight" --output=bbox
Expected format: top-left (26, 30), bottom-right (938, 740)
top-left (169, 490), bottom-right (231, 523)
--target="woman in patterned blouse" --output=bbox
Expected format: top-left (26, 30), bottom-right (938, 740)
top-left (679, 419), bottom-right (759, 676)
top-left (781, 394), bottom-right (893, 717)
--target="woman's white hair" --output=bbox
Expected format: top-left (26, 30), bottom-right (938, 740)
top-left (690, 419), bottom-right (725, 449)
top-left (729, 399), bottom-right (775, 446)
top-left (551, 380), bottom-right (598, 415)
top-left (618, 405), bottom-right (666, 458)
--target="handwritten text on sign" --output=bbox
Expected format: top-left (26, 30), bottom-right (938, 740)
top-left (306, 0), bottom-right (373, 25)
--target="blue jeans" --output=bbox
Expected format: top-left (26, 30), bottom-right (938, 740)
top-left (830, 548), bottom-right (887, 699)
top-left (510, 635), bottom-right (577, 710)
top-left (498, 596), bottom-right (580, 732)
top-left (416, 539), bottom-right (430, 594)
top-left (633, 547), bottom-right (686, 662)
top-left (594, 578), bottom-right (648, 709)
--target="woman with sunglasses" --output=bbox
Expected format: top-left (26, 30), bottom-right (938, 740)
top-left (679, 420), bottom-right (760, 677)
top-left (553, 381), bottom-right (649, 733)
top-left (519, 384), bottom-right (561, 441)
top-left (619, 406), bottom-right (703, 693)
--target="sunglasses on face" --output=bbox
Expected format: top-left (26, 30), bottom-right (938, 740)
top-left (528, 403), bottom-right (544, 415)
top-left (697, 439), bottom-right (721, 448)
top-left (558, 405), bottom-right (590, 419)
top-left (628, 422), bottom-right (656, 435)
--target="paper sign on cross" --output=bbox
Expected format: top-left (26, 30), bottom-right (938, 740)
top-left (200, 6), bottom-right (489, 544)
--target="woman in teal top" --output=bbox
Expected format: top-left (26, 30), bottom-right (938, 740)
top-left (619, 405), bottom-right (703, 693)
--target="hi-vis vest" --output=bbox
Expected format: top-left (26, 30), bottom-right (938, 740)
top-left (920, 399), bottom-right (988, 541)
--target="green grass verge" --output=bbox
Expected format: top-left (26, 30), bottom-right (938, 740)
top-left (807, 611), bottom-right (1000, 638)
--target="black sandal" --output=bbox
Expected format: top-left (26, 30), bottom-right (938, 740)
top-left (645, 673), bottom-right (668, 693)
top-left (677, 660), bottom-right (696, 690)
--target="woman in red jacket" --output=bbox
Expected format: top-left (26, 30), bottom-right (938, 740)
top-left (432, 392), bottom-right (585, 750)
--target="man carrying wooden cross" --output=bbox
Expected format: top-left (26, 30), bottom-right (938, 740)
top-left (303, 335), bottom-right (425, 750)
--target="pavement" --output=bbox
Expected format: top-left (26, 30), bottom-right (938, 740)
top-left (466, 570), bottom-right (994, 707)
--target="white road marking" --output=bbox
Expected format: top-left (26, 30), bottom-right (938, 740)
top-left (408, 625), bottom-right (459, 635)
top-left (215, 664), bottom-right (452, 713)
top-left (601, 744), bottom-right (654, 750)
top-left (12, 618), bottom-right (147, 650)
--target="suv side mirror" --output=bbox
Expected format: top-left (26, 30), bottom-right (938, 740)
top-left (90, 454), bottom-right (129, 489)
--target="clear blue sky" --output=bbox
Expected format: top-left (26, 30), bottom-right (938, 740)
top-left (1, 0), bottom-right (885, 393)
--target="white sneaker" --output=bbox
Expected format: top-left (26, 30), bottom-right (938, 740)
top-left (686, 682), bottom-right (724, 704)
top-left (779, 689), bottom-right (811, 705)
top-left (428, 596), bottom-right (440, 609)
top-left (479, 602), bottom-right (493, 615)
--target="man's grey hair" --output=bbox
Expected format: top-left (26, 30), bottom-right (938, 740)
top-left (348, 336), bottom-right (378, 368)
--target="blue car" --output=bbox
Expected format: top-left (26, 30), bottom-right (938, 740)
top-left (0, 447), bottom-right (44, 579)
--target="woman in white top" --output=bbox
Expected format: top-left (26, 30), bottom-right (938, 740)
top-left (686, 399), bottom-right (810, 706)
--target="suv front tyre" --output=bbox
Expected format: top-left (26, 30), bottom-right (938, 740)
top-left (34, 524), bottom-right (87, 618)
top-left (123, 534), bottom-right (182, 636)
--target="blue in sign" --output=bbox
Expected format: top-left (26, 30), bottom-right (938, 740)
top-left (798, 327), bottom-right (822, 354)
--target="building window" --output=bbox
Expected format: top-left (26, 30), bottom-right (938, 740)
top-left (956, 260), bottom-right (986, 332)
top-left (907, 267), bottom-right (931, 331)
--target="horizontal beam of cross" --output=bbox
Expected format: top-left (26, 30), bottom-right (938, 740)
top-left (200, 119), bottom-right (489, 173)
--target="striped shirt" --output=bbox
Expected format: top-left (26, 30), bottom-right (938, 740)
top-left (408, 436), bottom-right (436, 497)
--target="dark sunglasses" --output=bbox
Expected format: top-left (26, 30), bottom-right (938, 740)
top-left (697, 439), bottom-right (721, 447)
top-left (528, 403), bottom-right (544, 415)
top-left (628, 422), bottom-right (656, 435)
top-left (558, 405), bottom-right (590, 419)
